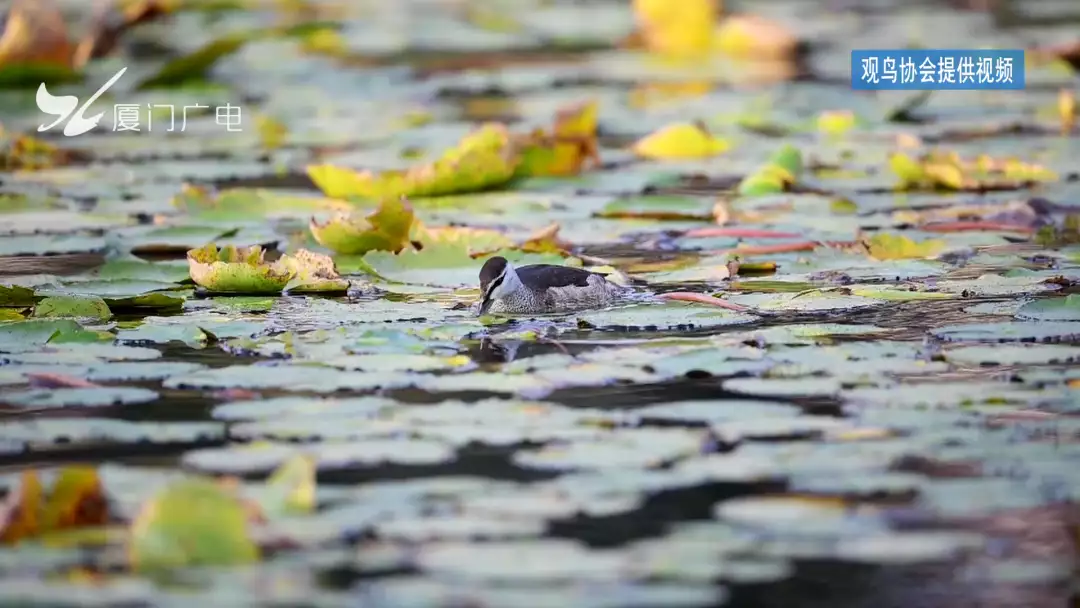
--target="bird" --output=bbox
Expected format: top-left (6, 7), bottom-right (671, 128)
top-left (476, 256), bottom-right (632, 316)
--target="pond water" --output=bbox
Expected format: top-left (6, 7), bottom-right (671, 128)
top-left (0, 0), bottom-right (1079, 606)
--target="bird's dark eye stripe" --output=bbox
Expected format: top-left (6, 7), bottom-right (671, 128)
top-left (483, 275), bottom-right (505, 299)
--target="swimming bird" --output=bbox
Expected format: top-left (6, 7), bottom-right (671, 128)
top-left (476, 256), bottom-right (632, 316)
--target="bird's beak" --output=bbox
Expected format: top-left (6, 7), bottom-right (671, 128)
top-left (478, 295), bottom-right (493, 317)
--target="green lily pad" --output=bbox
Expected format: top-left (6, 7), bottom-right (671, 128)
top-left (943, 344), bottom-right (1080, 366)
top-left (32, 295), bottom-right (111, 321)
top-left (574, 302), bottom-right (759, 332)
top-left (931, 322), bottom-right (1080, 343)
top-left (1015, 295), bottom-right (1080, 322)
top-left (0, 284), bottom-right (35, 307)
top-left (0, 418), bottom-right (223, 448)
top-left (163, 364), bottom-right (407, 392)
top-left (0, 234), bottom-right (108, 256)
top-left (129, 479), bottom-right (259, 572)
top-left (40, 280), bottom-right (186, 311)
top-left (92, 257), bottom-right (192, 284)
top-left (2, 387), bottom-right (159, 408)
top-left (309, 197), bottom-right (416, 255)
top-left (187, 244), bottom-right (293, 295)
top-left (0, 319), bottom-right (84, 349)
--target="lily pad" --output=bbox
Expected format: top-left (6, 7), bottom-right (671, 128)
top-left (574, 302), bottom-right (759, 332)
top-left (309, 197), bottom-right (415, 255)
top-left (931, 321), bottom-right (1080, 343)
top-left (1015, 294), bottom-right (1080, 322)
top-left (2, 387), bottom-right (159, 408)
top-left (31, 295), bottom-right (111, 321)
top-left (187, 244), bottom-right (293, 295)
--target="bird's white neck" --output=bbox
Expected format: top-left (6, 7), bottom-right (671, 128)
top-left (493, 263), bottom-right (524, 298)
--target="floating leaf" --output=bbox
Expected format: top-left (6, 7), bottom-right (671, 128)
top-left (31, 295), bottom-right (111, 322)
top-left (308, 197), bottom-right (415, 255)
top-left (1015, 295), bottom-right (1080, 322)
top-left (864, 233), bottom-right (946, 260)
top-left (515, 100), bottom-right (600, 177)
top-left (0, 466), bottom-right (106, 545)
top-left (307, 124), bottom-right (519, 201)
top-left (186, 244), bottom-right (292, 295)
top-left (128, 478), bottom-right (259, 571)
top-left (632, 122), bottom-right (730, 160)
top-left (258, 454), bottom-right (316, 517)
top-left (136, 30), bottom-right (252, 89)
top-left (817, 110), bottom-right (857, 136)
top-left (632, 0), bottom-right (717, 57)
top-left (737, 144), bottom-right (803, 196)
top-left (1060, 88), bottom-right (1076, 134)
top-left (281, 249), bottom-right (349, 294)
top-left (713, 14), bottom-right (799, 59)
top-left (0, 284), bottom-right (35, 307)
top-left (91, 257), bottom-right (191, 284)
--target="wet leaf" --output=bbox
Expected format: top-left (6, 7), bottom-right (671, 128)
top-left (128, 478), bottom-right (259, 571)
top-left (308, 196), bottom-right (415, 256)
top-left (186, 244), bottom-right (293, 295)
top-left (307, 124), bottom-right (519, 201)
top-left (31, 295), bottom-right (111, 322)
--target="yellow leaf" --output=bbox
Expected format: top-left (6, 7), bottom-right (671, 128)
top-left (281, 249), bottom-right (350, 294)
top-left (306, 123), bottom-right (519, 200)
top-left (864, 233), bottom-right (946, 261)
top-left (308, 196), bottom-right (416, 255)
top-left (41, 466), bottom-right (107, 532)
top-left (0, 471), bottom-right (42, 544)
top-left (923, 160), bottom-right (965, 190)
top-left (1, 466), bottom-right (108, 546)
top-left (515, 100), bottom-right (600, 177)
top-left (712, 14), bottom-right (798, 59)
top-left (129, 478), bottom-right (259, 571)
top-left (817, 110), bottom-right (856, 136)
top-left (263, 454), bottom-right (316, 516)
top-left (255, 114), bottom-right (288, 151)
top-left (186, 244), bottom-right (294, 294)
top-left (632, 122), bottom-right (730, 159)
top-left (1060, 88), bottom-right (1076, 134)
top-left (888, 152), bottom-right (926, 189)
top-left (632, 0), bottom-right (717, 57)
